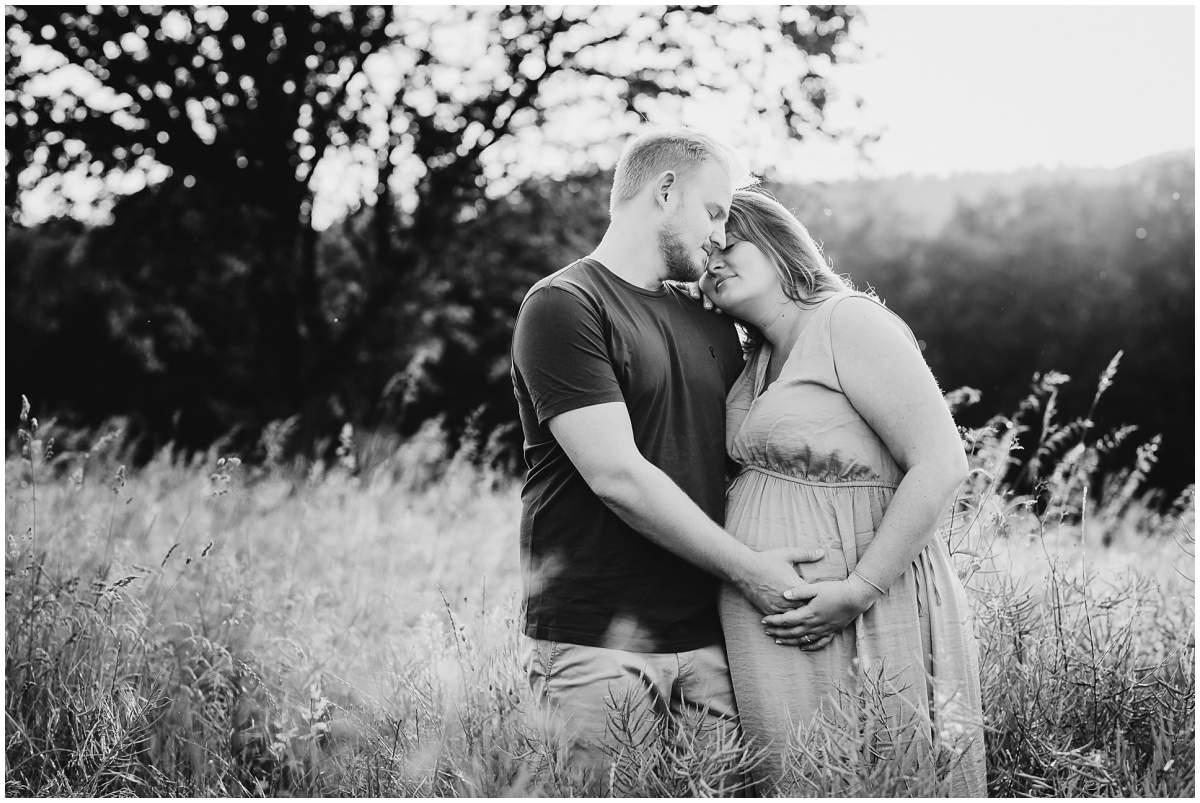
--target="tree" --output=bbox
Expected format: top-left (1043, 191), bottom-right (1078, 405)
top-left (6, 5), bottom-right (399, 428)
top-left (6, 4), bottom-right (864, 452)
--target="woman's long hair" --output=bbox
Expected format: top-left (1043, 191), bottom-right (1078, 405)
top-left (725, 188), bottom-right (858, 350)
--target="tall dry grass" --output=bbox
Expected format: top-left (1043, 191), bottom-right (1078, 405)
top-left (5, 360), bottom-right (1195, 796)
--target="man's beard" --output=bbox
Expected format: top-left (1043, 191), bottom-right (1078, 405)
top-left (658, 225), bottom-right (703, 282)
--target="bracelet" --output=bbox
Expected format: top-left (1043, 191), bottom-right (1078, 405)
top-left (851, 568), bottom-right (886, 596)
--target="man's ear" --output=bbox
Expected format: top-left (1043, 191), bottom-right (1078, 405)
top-left (653, 170), bottom-right (677, 210)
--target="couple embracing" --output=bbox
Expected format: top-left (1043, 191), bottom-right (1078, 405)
top-left (510, 128), bottom-right (986, 796)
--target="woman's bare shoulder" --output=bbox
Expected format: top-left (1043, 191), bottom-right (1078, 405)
top-left (827, 293), bottom-right (916, 351)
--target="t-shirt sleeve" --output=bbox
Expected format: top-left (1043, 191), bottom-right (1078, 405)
top-left (513, 285), bottom-right (626, 426)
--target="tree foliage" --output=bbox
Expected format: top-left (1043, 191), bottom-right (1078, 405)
top-left (6, 4), bottom-right (862, 453)
top-left (773, 153), bottom-right (1195, 493)
top-left (7, 6), bottom-right (1192, 493)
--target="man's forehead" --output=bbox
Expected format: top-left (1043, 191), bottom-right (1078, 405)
top-left (692, 159), bottom-right (735, 200)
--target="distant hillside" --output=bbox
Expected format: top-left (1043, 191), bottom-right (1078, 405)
top-left (774, 150), bottom-right (1195, 237)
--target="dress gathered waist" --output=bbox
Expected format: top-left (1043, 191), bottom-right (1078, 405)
top-left (735, 463), bottom-right (899, 490)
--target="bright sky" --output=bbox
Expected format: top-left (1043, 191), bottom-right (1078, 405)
top-left (309, 3), bottom-right (1200, 226)
top-left (12, 3), bottom-right (1196, 226)
top-left (693, 3), bottom-right (1197, 183)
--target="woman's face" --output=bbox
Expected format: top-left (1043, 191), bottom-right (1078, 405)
top-left (699, 234), bottom-right (783, 316)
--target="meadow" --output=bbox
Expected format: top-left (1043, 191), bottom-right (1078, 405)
top-left (5, 364), bottom-right (1195, 797)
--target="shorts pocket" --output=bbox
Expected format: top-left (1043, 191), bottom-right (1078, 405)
top-left (527, 637), bottom-right (563, 695)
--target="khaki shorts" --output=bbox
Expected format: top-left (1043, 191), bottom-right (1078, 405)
top-left (522, 636), bottom-right (741, 791)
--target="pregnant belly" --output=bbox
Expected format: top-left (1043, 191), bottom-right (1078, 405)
top-left (725, 473), bottom-right (858, 584)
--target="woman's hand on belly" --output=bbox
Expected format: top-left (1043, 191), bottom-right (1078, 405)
top-left (759, 574), bottom-right (883, 649)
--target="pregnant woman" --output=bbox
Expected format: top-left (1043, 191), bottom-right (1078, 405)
top-left (700, 189), bottom-right (986, 795)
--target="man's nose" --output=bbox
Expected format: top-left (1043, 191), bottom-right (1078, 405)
top-left (710, 226), bottom-right (726, 251)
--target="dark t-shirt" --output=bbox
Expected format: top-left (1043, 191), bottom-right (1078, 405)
top-left (510, 258), bottom-right (744, 652)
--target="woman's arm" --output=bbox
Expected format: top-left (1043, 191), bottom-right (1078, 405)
top-left (763, 296), bottom-right (968, 648)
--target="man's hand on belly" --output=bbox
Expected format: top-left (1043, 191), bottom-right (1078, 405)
top-left (731, 546), bottom-right (824, 616)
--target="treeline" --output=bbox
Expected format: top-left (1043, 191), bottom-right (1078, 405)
top-left (778, 153), bottom-right (1195, 498)
top-left (5, 3), bottom-right (860, 472)
top-left (10, 7), bottom-right (1189, 496)
top-left (7, 151), bottom-right (1194, 496)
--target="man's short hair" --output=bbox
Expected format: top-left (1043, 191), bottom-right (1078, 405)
top-left (609, 128), bottom-right (732, 216)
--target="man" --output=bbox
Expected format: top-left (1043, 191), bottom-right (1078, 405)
top-left (510, 128), bottom-right (818, 784)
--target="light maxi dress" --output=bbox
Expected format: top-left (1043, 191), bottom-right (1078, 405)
top-left (718, 292), bottom-right (987, 796)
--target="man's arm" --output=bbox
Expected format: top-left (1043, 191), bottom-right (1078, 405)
top-left (549, 402), bottom-right (819, 616)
